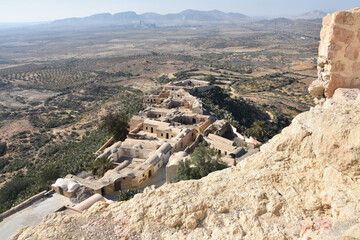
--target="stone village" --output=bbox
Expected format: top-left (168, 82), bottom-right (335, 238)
top-left (52, 79), bottom-right (261, 198)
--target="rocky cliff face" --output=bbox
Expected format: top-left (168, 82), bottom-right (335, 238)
top-left (11, 8), bottom-right (360, 240)
top-left (11, 102), bottom-right (360, 239)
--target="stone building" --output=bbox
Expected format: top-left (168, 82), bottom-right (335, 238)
top-left (53, 78), bottom-right (255, 196)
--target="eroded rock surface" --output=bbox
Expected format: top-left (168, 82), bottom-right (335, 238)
top-left (310, 8), bottom-right (360, 98)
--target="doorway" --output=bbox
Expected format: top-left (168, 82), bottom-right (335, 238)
top-left (115, 180), bottom-right (122, 191)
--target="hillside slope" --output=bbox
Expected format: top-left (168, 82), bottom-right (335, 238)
top-left (11, 102), bottom-right (360, 239)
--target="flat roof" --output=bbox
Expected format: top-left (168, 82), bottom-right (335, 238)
top-left (143, 119), bottom-right (170, 128)
top-left (122, 138), bottom-right (161, 150)
top-left (147, 107), bottom-right (178, 114)
top-left (205, 134), bottom-right (237, 152)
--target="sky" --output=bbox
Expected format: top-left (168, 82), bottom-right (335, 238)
top-left (0, 0), bottom-right (359, 22)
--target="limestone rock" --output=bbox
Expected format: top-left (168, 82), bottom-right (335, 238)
top-left (343, 224), bottom-right (360, 240)
top-left (314, 8), bottom-right (360, 98)
top-left (309, 78), bottom-right (326, 97)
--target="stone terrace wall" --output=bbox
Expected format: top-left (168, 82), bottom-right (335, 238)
top-left (309, 8), bottom-right (360, 98)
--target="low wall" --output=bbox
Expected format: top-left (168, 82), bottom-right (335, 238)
top-left (95, 137), bottom-right (114, 155)
top-left (0, 190), bottom-right (53, 221)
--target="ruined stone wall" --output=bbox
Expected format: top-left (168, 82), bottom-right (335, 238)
top-left (310, 8), bottom-right (360, 98)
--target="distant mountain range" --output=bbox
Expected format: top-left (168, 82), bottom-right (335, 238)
top-left (51, 9), bottom-right (248, 27)
top-left (0, 9), bottom-right (327, 31)
top-left (292, 10), bottom-right (327, 20)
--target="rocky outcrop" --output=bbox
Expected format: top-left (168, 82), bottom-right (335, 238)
top-left (11, 101), bottom-right (360, 239)
top-left (309, 8), bottom-right (360, 98)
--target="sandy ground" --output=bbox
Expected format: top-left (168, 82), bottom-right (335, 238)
top-left (290, 62), bottom-right (316, 71)
top-left (0, 119), bottom-right (34, 142)
top-left (300, 76), bottom-right (317, 87)
top-left (0, 194), bottom-right (72, 240)
top-left (266, 111), bottom-right (274, 121)
top-left (0, 89), bottom-right (58, 108)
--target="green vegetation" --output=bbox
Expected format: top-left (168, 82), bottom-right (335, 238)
top-left (156, 75), bottom-right (171, 84)
top-left (118, 189), bottom-right (142, 201)
top-left (0, 128), bottom-right (110, 214)
top-left (0, 142), bottom-right (6, 157)
top-left (4, 159), bottom-right (27, 172)
top-left (0, 90), bottom-right (144, 214)
top-left (174, 68), bottom-right (199, 80)
top-left (0, 158), bottom-right (9, 172)
top-left (247, 121), bottom-right (267, 142)
top-left (89, 157), bottom-right (113, 177)
top-left (246, 116), bottom-right (290, 143)
top-left (201, 87), bottom-right (268, 129)
top-left (233, 72), bottom-right (298, 93)
top-left (36, 166), bottom-right (61, 190)
top-left (29, 134), bottom-right (51, 148)
top-left (203, 74), bottom-right (216, 85)
top-left (200, 87), bottom-right (291, 142)
top-left (174, 142), bottom-right (227, 182)
top-left (210, 62), bottom-right (253, 74)
top-left (100, 112), bottom-right (129, 142)
top-left (0, 174), bottom-right (33, 213)
top-left (94, 70), bottom-right (133, 78)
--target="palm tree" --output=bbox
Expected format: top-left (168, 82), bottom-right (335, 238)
top-left (100, 112), bottom-right (129, 141)
top-left (249, 120), bottom-right (266, 141)
top-left (90, 157), bottom-right (113, 177)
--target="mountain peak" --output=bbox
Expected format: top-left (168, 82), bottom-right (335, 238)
top-left (293, 10), bottom-right (327, 19)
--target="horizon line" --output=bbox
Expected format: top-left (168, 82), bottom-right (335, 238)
top-left (0, 9), bottom-right (328, 24)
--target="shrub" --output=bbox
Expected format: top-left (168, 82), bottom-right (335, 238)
top-left (157, 75), bottom-right (171, 84)
top-left (89, 157), bottom-right (113, 177)
top-left (70, 131), bottom-right (79, 138)
top-left (247, 120), bottom-right (266, 141)
top-left (5, 159), bottom-right (27, 172)
top-left (0, 175), bottom-right (33, 213)
top-left (30, 134), bottom-right (51, 149)
top-left (0, 142), bottom-right (6, 157)
top-left (174, 142), bottom-right (227, 182)
top-left (36, 165), bottom-right (60, 188)
top-left (0, 157), bottom-right (9, 171)
top-left (203, 74), bottom-right (216, 85)
top-left (118, 189), bottom-right (142, 201)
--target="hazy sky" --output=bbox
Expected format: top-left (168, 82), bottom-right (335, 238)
top-left (0, 0), bottom-right (359, 22)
